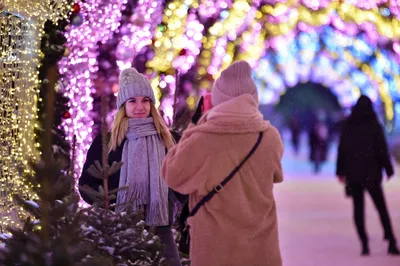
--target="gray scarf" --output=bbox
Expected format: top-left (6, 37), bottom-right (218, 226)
top-left (116, 117), bottom-right (169, 226)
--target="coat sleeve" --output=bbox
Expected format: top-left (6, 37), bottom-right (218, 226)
top-left (336, 127), bottom-right (347, 176)
top-left (78, 135), bottom-right (103, 204)
top-left (162, 130), bottom-right (214, 195)
top-left (271, 127), bottom-right (284, 183)
top-left (375, 125), bottom-right (394, 177)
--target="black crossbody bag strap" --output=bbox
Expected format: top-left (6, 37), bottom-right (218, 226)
top-left (189, 132), bottom-right (263, 217)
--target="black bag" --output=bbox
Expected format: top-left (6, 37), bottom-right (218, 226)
top-left (178, 132), bottom-right (263, 254)
top-left (178, 203), bottom-right (190, 254)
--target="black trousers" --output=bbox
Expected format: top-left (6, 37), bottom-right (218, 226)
top-left (350, 184), bottom-right (396, 243)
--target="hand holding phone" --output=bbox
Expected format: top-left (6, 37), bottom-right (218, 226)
top-left (202, 93), bottom-right (213, 113)
top-left (191, 94), bottom-right (213, 125)
top-left (191, 96), bottom-right (204, 124)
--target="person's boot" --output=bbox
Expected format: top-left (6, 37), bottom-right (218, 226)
top-left (361, 241), bottom-right (370, 256)
top-left (388, 240), bottom-right (400, 255)
top-left (383, 232), bottom-right (390, 241)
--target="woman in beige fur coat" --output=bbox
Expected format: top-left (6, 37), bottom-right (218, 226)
top-left (162, 61), bottom-right (284, 266)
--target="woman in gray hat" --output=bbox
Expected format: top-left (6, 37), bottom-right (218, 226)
top-left (79, 67), bottom-right (182, 265)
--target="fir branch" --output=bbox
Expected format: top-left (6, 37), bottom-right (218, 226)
top-left (101, 96), bottom-right (110, 210)
top-left (69, 135), bottom-right (77, 177)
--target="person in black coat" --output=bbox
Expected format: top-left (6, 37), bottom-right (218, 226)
top-left (79, 67), bottom-right (185, 266)
top-left (336, 95), bottom-right (399, 256)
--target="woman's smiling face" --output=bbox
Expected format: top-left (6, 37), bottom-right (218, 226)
top-left (125, 96), bottom-right (151, 118)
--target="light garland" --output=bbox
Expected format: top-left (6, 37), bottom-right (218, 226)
top-left (216, 5), bottom-right (259, 75)
top-left (235, 13), bottom-right (266, 64)
top-left (147, 0), bottom-right (194, 74)
top-left (253, 27), bottom-right (398, 123)
top-left (170, 0), bottom-right (235, 76)
top-left (3, 0), bottom-right (70, 22)
top-left (60, 0), bottom-right (126, 183)
top-left (146, 0), bottom-right (194, 111)
top-left (0, 13), bottom-right (40, 229)
top-left (0, 1), bottom-right (71, 229)
top-left (261, 1), bottom-right (400, 39)
top-left (59, 0), bottom-right (400, 170)
top-left (196, 0), bottom-right (250, 87)
top-left (145, 0), bottom-right (197, 124)
top-left (115, 0), bottom-right (164, 70)
top-left (147, 0), bottom-right (400, 124)
top-left (171, 3), bottom-right (203, 74)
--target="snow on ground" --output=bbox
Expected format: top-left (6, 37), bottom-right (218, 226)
top-left (276, 131), bottom-right (400, 266)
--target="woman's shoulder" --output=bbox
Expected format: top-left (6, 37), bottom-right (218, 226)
top-left (90, 133), bottom-right (125, 159)
top-left (92, 134), bottom-right (103, 143)
top-left (90, 132), bottom-right (124, 152)
top-left (91, 133), bottom-right (111, 145)
top-left (87, 134), bottom-right (102, 150)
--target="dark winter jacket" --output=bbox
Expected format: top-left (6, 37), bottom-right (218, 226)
top-left (78, 131), bottom-right (187, 223)
top-left (336, 96), bottom-right (393, 185)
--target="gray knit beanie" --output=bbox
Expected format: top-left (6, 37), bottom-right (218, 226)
top-left (117, 68), bottom-right (155, 109)
top-left (212, 60), bottom-right (258, 106)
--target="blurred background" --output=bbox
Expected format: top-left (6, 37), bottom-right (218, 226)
top-left (2, 0), bottom-right (400, 265)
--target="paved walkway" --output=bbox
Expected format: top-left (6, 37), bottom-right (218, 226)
top-left (276, 134), bottom-right (400, 266)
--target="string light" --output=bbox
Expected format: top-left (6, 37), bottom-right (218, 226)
top-left (252, 26), bottom-right (397, 122)
top-left (147, 0), bottom-right (193, 74)
top-left (260, 1), bottom-right (400, 39)
top-left (235, 11), bottom-right (267, 64)
top-left (143, 0), bottom-right (400, 123)
top-left (216, 4), bottom-right (259, 76)
top-left (3, 0), bottom-right (71, 22)
top-left (195, 0), bottom-right (251, 90)
top-left (144, 0), bottom-right (197, 125)
top-left (115, 0), bottom-right (164, 70)
top-left (57, 0), bottom-right (400, 172)
top-left (0, 2), bottom-right (69, 228)
top-left (171, 1), bottom-right (203, 74)
top-left (59, 0), bottom-right (127, 185)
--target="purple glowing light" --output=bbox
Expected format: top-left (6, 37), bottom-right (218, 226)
top-left (60, 0), bottom-right (127, 181)
top-left (116, 0), bottom-right (163, 70)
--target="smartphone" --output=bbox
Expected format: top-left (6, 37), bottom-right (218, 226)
top-left (202, 93), bottom-right (213, 112)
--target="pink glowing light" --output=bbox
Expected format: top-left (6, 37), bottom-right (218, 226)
top-left (60, 0), bottom-right (127, 181)
top-left (115, 0), bottom-right (163, 68)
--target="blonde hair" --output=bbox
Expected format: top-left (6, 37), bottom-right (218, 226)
top-left (109, 102), bottom-right (175, 152)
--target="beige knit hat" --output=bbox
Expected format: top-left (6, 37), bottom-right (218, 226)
top-left (211, 60), bottom-right (258, 106)
top-left (117, 68), bottom-right (155, 109)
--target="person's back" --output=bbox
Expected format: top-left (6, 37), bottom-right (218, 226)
top-left (337, 97), bottom-right (392, 186)
top-left (336, 95), bottom-right (399, 256)
top-left (339, 119), bottom-right (383, 184)
top-left (162, 61), bottom-right (283, 266)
